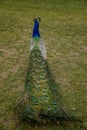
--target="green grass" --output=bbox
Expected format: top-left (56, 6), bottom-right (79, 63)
top-left (0, 0), bottom-right (87, 129)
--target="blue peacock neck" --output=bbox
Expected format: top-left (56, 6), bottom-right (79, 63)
top-left (32, 19), bottom-right (40, 40)
top-left (30, 19), bottom-right (46, 59)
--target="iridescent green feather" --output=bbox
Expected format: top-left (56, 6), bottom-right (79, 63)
top-left (16, 37), bottom-right (76, 122)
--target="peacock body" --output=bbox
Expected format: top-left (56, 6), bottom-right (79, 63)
top-left (17, 18), bottom-right (76, 123)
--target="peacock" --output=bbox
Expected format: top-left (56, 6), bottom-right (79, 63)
top-left (16, 18), bottom-right (81, 123)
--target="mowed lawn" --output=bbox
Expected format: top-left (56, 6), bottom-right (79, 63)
top-left (0, 0), bottom-right (87, 129)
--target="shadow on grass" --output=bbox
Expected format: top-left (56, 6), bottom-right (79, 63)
top-left (13, 112), bottom-right (87, 130)
top-left (14, 119), bottom-right (87, 130)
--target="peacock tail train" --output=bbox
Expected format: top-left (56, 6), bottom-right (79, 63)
top-left (16, 18), bottom-right (79, 123)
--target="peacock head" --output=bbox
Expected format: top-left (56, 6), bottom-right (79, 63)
top-left (33, 18), bottom-right (41, 23)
